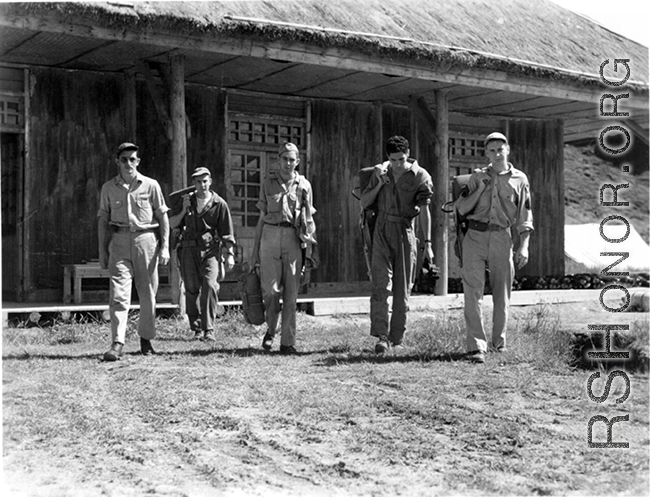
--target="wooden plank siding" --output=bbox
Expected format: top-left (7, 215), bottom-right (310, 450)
top-left (17, 65), bottom-right (566, 302)
top-left (507, 119), bottom-right (565, 277)
top-left (25, 67), bottom-right (130, 301)
top-left (184, 86), bottom-right (228, 198)
top-left (309, 99), bottom-right (382, 284)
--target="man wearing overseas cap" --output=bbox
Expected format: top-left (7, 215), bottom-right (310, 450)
top-left (169, 166), bottom-right (236, 341)
top-left (455, 132), bottom-right (534, 364)
top-left (250, 142), bottom-right (316, 355)
top-left (97, 142), bottom-right (170, 361)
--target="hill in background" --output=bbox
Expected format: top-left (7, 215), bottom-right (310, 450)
top-left (564, 143), bottom-right (649, 243)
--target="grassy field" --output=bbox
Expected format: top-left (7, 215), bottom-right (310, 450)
top-left (2, 300), bottom-right (649, 497)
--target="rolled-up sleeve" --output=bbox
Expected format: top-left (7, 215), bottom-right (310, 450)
top-left (151, 183), bottom-right (170, 217)
top-left (97, 184), bottom-right (110, 221)
top-left (414, 176), bottom-right (433, 206)
top-left (516, 181), bottom-right (534, 234)
top-left (255, 181), bottom-right (268, 213)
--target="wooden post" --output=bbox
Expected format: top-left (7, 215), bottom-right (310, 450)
top-left (169, 54), bottom-right (187, 309)
top-left (408, 94), bottom-right (449, 296)
top-left (433, 90), bottom-right (449, 296)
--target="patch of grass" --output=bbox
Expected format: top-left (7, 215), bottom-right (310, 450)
top-left (3, 306), bottom-right (649, 496)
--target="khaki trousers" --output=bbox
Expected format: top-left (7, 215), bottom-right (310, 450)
top-left (259, 224), bottom-right (302, 346)
top-left (461, 228), bottom-right (514, 353)
top-left (108, 231), bottom-right (159, 344)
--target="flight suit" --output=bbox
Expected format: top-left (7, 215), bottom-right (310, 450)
top-left (364, 160), bottom-right (433, 345)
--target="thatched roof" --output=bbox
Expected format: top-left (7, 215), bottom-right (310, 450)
top-left (1, 0), bottom-right (648, 89)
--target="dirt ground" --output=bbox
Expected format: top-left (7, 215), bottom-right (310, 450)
top-left (2, 299), bottom-right (649, 497)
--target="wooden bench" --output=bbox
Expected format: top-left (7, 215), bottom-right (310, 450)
top-left (63, 261), bottom-right (170, 304)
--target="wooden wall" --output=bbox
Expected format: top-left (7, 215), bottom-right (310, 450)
top-left (20, 66), bottom-right (565, 302)
top-left (184, 86), bottom-right (227, 198)
top-left (507, 119), bottom-right (565, 277)
top-left (310, 99), bottom-right (382, 283)
top-left (135, 83), bottom-right (228, 198)
top-left (26, 67), bottom-right (130, 301)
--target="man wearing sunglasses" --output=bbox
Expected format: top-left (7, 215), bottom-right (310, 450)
top-left (98, 142), bottom-right (170, 361)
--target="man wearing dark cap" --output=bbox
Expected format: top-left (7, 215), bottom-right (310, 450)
top-left (455, 132), bottom-right (534, 363)
top-left (98, 142), bottom-right (170, 361)
top-left (169, 167), bottom-right (236, 341)
top-left (250, 142), bottom-right (316, 355)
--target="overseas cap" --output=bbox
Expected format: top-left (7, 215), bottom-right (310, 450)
top-left (278, 142), bottom-right (299, 156)
top-left (116, 142), bottom-right (139, 156)
top-left (191, 166), bottom-right (212, 178)
top-left (484, 132), bottom-right (508, 146)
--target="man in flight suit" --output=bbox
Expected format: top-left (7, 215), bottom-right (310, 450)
top-left (455, 132), bottom-right (534, 363)
top-left (360, 135), bottom-right (434, 354)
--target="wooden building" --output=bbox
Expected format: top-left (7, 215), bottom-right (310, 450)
top-left (0, 0), bottom-right (648, 303)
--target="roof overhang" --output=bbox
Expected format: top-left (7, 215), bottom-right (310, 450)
top-left (1, 10), bottom-right (648, 143)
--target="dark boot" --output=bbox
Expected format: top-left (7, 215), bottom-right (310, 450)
top-left (103, 342), bottom-right (123, 362)
top-left (262, 331), bottom-right (274, 351)
top-left (140, 338), bottom-right (155, 356)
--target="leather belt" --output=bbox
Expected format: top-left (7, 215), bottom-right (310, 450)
top-left (266, 222), bottom-right (294, 228)
top-left (468, 220), bottom-right (506, 232)
top-left (111, 226), bottom-right (156, 234)
top-left (384, 214), bottom-right (405, 224)
top-left (180, 239), bottom-right (200, 248)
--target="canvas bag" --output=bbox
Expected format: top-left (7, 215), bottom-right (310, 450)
top-left (239, 265), bottom-right (265, 325)
top-left (442, 174), bottom-right (472, 267)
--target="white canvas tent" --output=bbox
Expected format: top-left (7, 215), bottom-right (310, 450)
top-left (565, 223), bottom-right (650, 272)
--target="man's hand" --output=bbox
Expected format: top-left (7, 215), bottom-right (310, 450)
top-left (224, 254), bottom-right (235, 272)
top-left (159, 247), bottom-right (170, 266)
top-left (374, 166), bottom-right (390, 185)
top-left (182, 194), bottom-right (192, 212)
top-left (515, 246), bottom-right (529, 269)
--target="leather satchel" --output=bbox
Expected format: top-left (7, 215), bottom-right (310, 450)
top-left (239, 266), bottom-right (265, 325)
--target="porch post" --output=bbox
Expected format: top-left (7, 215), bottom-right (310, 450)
top-left (170, 54), bottom-right (187, 309)
top-left (433, 90), bottom-right (449, 296)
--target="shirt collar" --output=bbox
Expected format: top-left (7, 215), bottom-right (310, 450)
top-left (114, 172), bottom-right (142, 187)
top-left (488, 163), bottom-right (513, 176)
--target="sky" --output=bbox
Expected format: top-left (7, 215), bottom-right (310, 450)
top-left (550, 0), bottom-right (650, 47)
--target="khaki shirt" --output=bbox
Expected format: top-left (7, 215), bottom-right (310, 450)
top-left (465, 164), bottom-right (534, 234)
top-left (257, 172), bottom-right (313, 225)
top-left (97, 173), bottom-right (169, 230)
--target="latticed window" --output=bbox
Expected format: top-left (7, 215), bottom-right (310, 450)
top-left (0, 96), bottom-right (24, 128)
top-left (229, 118), bottom-right (303, 147)
top-left (449, 134), bottom-right (485, 177)
top-left (227, 115), bottom-right (306, 231)
top-left (228, 152), bottom-right (262, 228)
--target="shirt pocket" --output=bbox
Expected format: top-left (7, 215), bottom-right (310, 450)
top-left (134, 197), bottom-right (153, 221)
top-left (111, 199), bottom-right (125, 211)
top-left (267, 192), bottom-right (283, 212)
top-left (500, 183), bottom-right (517, 204)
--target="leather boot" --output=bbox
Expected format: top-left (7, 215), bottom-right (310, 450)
top-left (103, 342), bottom-right (123, 362)
top-left (140, 338), bottom-right (155, 356)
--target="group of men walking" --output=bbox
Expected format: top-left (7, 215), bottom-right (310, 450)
top-left (98, 131), bottom-right (533, 365)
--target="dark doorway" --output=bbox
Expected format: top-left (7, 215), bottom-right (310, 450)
top-left (2, 132), bottom-right (23, 301)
